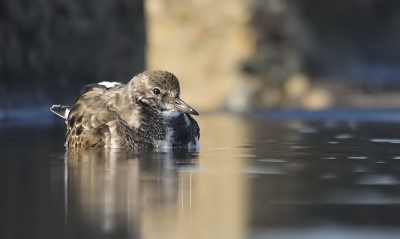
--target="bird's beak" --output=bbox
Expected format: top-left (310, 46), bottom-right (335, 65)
top-left (173, 98), bottom-right (199, 115)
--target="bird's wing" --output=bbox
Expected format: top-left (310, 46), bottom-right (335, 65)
top-left (50, 82), bottom-right (123, 119)
top-left (66, 83), bottom-right (124, 147)
top-left (50, 105), bottom-right (70, 119)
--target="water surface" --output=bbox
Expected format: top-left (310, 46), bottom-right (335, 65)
top-left (2, 112), bottom-right (400, 238)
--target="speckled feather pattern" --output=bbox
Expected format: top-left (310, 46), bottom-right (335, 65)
top-left (54, 70), bottom-right (200, 148)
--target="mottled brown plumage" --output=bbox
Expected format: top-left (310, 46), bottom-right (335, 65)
top-left (51, 70), bottom-right (200, 148)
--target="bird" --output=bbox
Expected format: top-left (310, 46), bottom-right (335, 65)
top-left (50, 70), bottom-right (200, 148)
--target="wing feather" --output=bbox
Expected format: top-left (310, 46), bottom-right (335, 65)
top-left (66, 83), bottom-right (121, 147)
top-left (50, 105), bottom-right (70, 119)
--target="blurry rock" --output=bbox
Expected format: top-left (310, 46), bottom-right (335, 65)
top-left (225, 79), bottom-right (257, 112)
top-left (301, 88), bottom-right (333, 110)
top-left (261, 89), bottom-right (282, 108)
top-left (284, 73), bottom-right (310, 99)
top-left (281, 74), bottom-right (334, 110)
top-left (145, 0), bottom-right (256, 112)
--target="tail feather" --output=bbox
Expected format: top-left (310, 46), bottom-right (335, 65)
top-left (50, 105), bottom-right (70, 119)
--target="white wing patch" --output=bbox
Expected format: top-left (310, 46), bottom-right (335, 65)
top-left (50, 105), bottom-right (70, 119)
top-left (98, 81), bottom-right (122, 89)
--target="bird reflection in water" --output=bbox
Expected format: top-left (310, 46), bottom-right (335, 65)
top-left (60, 148), bottom-right (198, 237)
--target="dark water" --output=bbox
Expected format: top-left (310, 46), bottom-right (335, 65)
top-left (2, 112), bottom-right (400, 239)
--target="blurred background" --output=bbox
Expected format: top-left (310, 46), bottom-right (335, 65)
top-left (4, 1), bottom-right (400, 239)
top-left (2, 0), bottom-right (400, 119)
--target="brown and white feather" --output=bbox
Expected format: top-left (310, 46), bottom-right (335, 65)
top-left (51, 70), bottom-right (200, 148)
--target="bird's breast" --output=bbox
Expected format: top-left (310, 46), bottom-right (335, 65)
top-left (118, 108), bottom-right (198, 148)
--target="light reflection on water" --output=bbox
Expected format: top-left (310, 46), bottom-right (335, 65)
top-left (64, 148), bottom-right (203, 238)
top-left (3, 113), bottom-right (400, 238)
top-left (59, 114), bottom-right (251, 239)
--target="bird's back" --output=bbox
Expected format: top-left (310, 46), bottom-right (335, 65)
top-left (65, 83), bottom-right (123, 147)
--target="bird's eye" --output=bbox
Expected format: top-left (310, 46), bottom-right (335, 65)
top-left (153, 88), bottom-right (160, 95)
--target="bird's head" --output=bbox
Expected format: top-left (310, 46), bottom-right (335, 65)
top-left (128, 70), bottom-right (199, 115)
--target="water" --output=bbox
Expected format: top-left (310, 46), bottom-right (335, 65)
top-left (2, 112), bottom-right (400, 239)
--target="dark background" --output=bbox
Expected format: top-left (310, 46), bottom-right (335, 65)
top-left (248, 0), bottom-right (400, 91)
top-left (2, 0), bottom-right (400, 115)
top-left (0, 0), bottom-right (145, 110)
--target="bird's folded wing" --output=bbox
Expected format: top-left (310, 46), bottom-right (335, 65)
top-left (66, 84), bottom-right (119, 147)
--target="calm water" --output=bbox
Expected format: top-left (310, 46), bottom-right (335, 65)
top-left (2, 112), bottom-right (400, 239)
